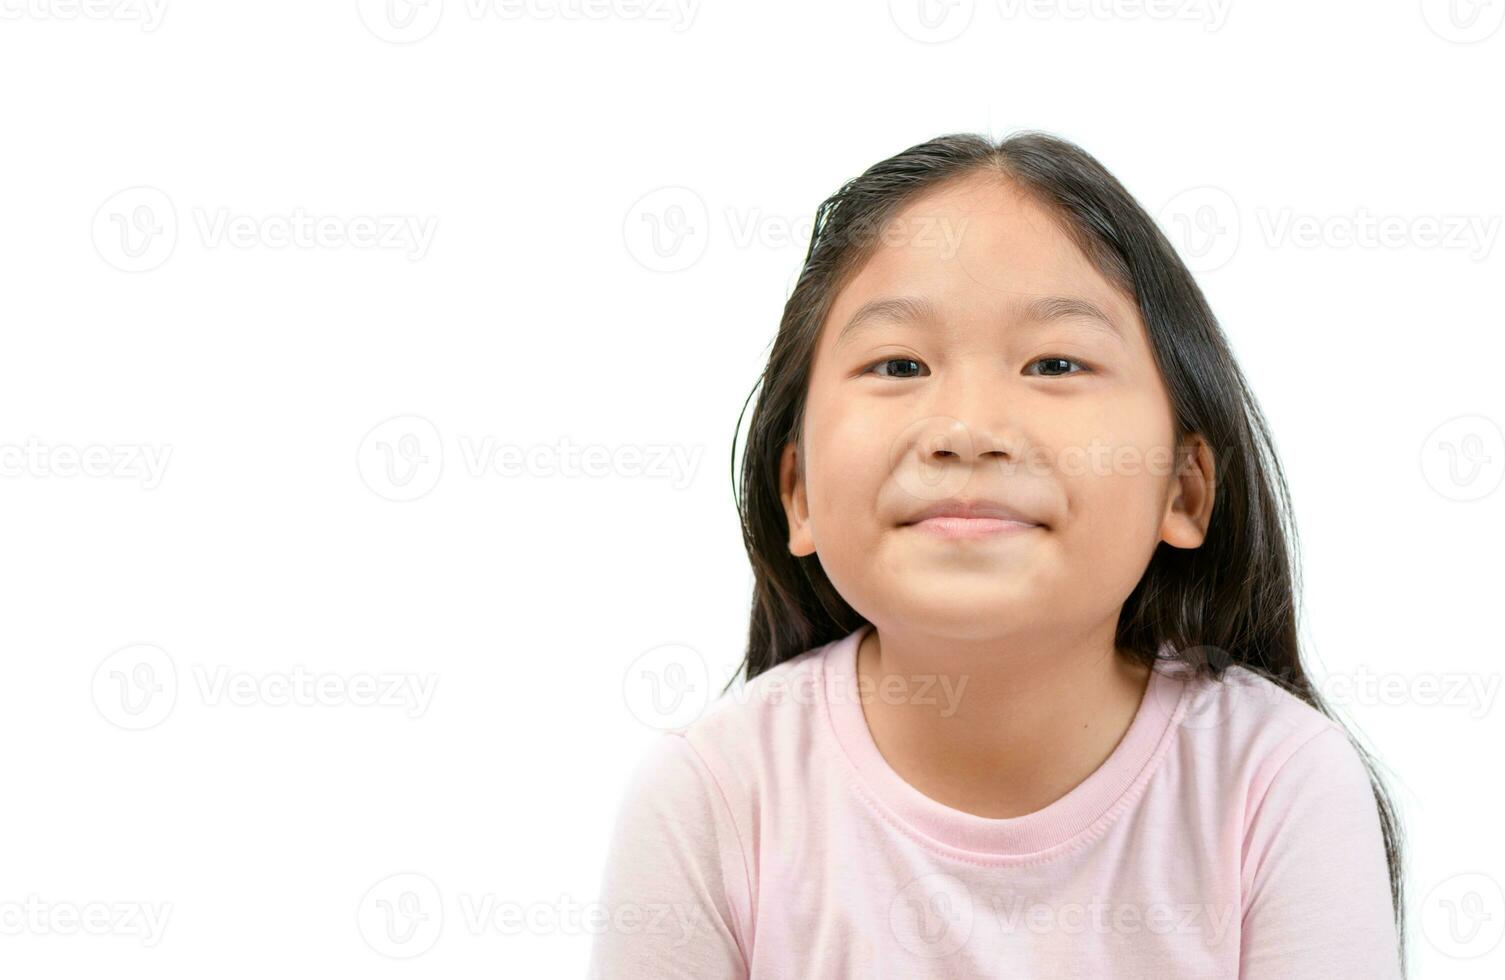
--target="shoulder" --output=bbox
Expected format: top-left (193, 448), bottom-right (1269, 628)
top-left (1186, 668), bottom-right (1403, 975)
top-left (1164, 661), bottom-right (1388, 876)
top-left (663, 638), bottom-right (837, 793)
top-left (1160, 662), bottom-right (1386, 851)
top-left (1169, 662), bottom-right (1352, 775)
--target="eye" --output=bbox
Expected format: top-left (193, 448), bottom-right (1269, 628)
top-left (1026, 356), bottom-right (1089, 377)
top-left (863, 357), bottom-right (929, 379)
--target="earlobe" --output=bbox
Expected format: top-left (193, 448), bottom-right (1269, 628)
top-left (779, 442), bottom-right (816, 557)
top-left (1161, 434), bottom-right (1216, 549)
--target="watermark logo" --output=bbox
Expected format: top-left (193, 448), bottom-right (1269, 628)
top-left (1421, 414), bottom-right (1503, 502)
top-left (91, 644), bottom-right (439, 728)
top-left (92, 644), bottom-right (178, 731)
top-left (1420, 0), bottom-right (1505, 43)
top-left (356, 415), bottom-right (703, 500)
top-left (889, 872), bottom-right (974, 958)
top-left (890, 0), bottom-right (1230, 42)
top-left (1158, 186), bottom-right (1240, 273)
top-left (358, 872), bottom-right (444, 958)
top-left (623, 642), bottom-right (710, 730)
top-left (1160, 186), bottom-right (1501, 270)
top-left (358, 415), bottom-right (446, 502)
top-left (626, 193), bottom-right (970, 274)
top-left (92, 186), bottom-right (177, 273)
top-left (997, 0), bottom-right (1231, 29)
top-left (1422, 872), bottom-right (1505, 958)
top-left (623, 186), bottom-right (709, 272)
top-left (888, 0), bottom-right (976, 43)
top-left (358, 0), bottom-right (700, 43)
top-left (356, 0), bottom-right (445, 42)
top-left (358, 873), bottom-right (708, 953)
top-left (92, 187), bottom-right (438, 272)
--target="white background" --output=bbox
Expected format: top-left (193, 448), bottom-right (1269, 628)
top-left (1, 1), bottom-right (1502, 976)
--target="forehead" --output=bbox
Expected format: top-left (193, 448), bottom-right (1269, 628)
top-left (822, 172), bottom-right (1140, 343)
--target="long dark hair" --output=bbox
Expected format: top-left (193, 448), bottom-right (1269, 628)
top-left (726, 130), bottom-right (1407, 968)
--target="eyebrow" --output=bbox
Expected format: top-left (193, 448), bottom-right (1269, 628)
top-left (835, 294), bottom-right (1125, 346)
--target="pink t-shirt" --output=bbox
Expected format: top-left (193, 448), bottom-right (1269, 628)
top-left (588, 624), bottom-right (1402, 978)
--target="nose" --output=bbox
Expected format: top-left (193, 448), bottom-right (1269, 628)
top-left (894, 381), bottom-right (1025, 503)
top-left (917, 416), bottom-right (1011, 464)
top-left (914, 371), bottom-right (1020, 465)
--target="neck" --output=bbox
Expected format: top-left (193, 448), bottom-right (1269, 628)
top-left (853, 621), bottom-right (1153, 819)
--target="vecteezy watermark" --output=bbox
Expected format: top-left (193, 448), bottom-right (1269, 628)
top-left (889, 873), bottom-right (974, 957)
top-left (92, 186), bottom-right (438, 272)
top-left (0, 437), bottom-right (171, 488)
top-left (885, 419), bottom-right (1206, 507)
top-left (1157, 186), bottom-right (1241, 273)
top-left (91, 186), bottom-right (176, 272)
top-left (888, 0), bottom-right (1231, 43)
top-left (887, 874), bottom-right (1237, 959)
top-left (91, 643), bottom-right (440, 729)
top-left (1420, 0), bottom-right (1505, 43)
top-left (457, 893), bottom-right (707, 944)
top-left (987, 893), bottom-right (1236, 946)
top-left (192, 665), bottom-right (439, 717)
top-left (767, 661), bottom-right (969, 716)
top-left (357, 872), bottom-right (712, 958)
top-left (997, 0), bottom-right (1232, 29)
top-left (622, 186), bottom-right (972, 273)
top-left (1158, 653), bottom-right (1504, 731)
top-left (91, 644), bottom-right (177, 730)
top-left (1422, 872), bottom-right (1505, 958)
top-left (358, 872), bottom-right (444, 959)
top-left (1158, 186), bottom-right (1502, 272)
top-left (0, 0), bottom-right (168, 30)
top-left (622, 187), bottom-right (708, 273)
top-left (1321, 667), bottom-right (1501, 720)
top-left (1420, 414), bottom-right (1504, 502)
top-left (355, 414), bottom-right (703, 502)
top-left (356, 0), bottom-right (700, 43)
top-left (622, 642), bottom-right (712, 730)
top-left (0, 895), bottom-right (173, 947)
top-left (623, 639), bottom-right (970, 731)
top-left (1255, 207), bottom-right (1500, 260)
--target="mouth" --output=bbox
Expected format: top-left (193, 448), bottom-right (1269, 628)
top-left (901, 516), bottom-right (1043, 540)
top-left (896, 498), bottom-right (1047, 540)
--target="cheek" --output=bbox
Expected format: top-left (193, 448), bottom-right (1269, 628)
top-left (1053, 441), bottom-right (1174, 595)
top-left (806, 396), bottom-right (886, 486)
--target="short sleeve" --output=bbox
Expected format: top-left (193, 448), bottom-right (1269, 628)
top-left (1239, 724), bottom-right (1402, 979)
top-left (587, 733), bottom-right (750, 980)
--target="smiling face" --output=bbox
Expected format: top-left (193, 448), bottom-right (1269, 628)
top-left (779, 171), bottom-right (1213, 643)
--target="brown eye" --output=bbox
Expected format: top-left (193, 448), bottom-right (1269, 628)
top-left (866, 357), bottom-right (928, 379)
top-left (1027, 356), bottom-right (1087, 377)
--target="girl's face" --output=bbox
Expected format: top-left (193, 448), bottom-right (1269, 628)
top-left (780, 172), bottom-right (1213, 642)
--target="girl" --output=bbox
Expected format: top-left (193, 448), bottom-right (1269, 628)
top-left (589, 131), bottom-right (1405, 978)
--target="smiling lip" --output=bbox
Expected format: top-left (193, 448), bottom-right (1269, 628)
top-left (899, 499), bottom-right (1045, 540)
top-left (906, 516), bottom-right (1041, 540)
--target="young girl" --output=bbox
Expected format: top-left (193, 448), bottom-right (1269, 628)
top-left (589, 131), bottom-right (1406, 978)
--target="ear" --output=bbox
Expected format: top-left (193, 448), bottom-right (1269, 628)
top-left (779, 441), bottom-right (817, 557)
top-left (1161, 433), bottom-right (1215, 549)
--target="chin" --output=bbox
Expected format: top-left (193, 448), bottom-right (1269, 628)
top-left (885, 589), bottom-right (1040, 637)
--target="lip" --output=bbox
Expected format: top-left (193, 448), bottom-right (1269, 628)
top-left (905, 516), bottom-right (1041, 540)
top-left (898, 499), bottom-right (1045, 541)
top-left (900, 499), bottom-right (1045, 527)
